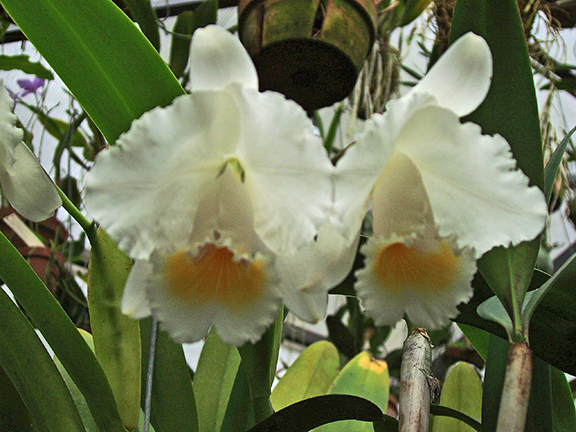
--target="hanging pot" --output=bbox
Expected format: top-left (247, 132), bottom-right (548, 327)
top-left (0, 206), bottom-right (68, 247)
top-left (18, 246), bottom-right (65, 295)
top-left (238, 0), bottom-right (377, 112)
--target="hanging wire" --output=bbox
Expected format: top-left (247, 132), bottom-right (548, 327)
top-left (143, 317), bottom-right (159, 432)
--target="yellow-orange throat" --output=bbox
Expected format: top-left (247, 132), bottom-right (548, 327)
top-left (372, 240), bottom-right (460, 293)
top-left (164, 244), bottom-right (266, 311)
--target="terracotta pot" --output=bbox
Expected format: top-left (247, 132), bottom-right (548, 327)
top-left (0, 206), bottom-right (68, 247)
top-left (238, 0), bottom-right (377, 112)
top-left (18, 246), bottom-right (65, 295)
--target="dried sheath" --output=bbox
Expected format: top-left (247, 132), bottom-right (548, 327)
top-left (496, 341), bottom-right (533, 432)
top-left (399, 328), bottom-right (433, 432)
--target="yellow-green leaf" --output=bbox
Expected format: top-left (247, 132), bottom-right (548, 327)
top-left (194, 330), bottom-right (241, 432)
top-left (88, 228), bottom-right (140, 431)
top-left (271, 341), bottom-right (340, 411)
top-left (316, 351), bottom-right (389, 432)
top-left (432, 362), bottom-right (482, 432)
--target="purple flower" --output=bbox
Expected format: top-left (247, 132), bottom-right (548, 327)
top-left (17, 77), bottom-right (45, 97)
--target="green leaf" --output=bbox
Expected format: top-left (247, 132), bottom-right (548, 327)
top-left (550, 366), bottom-right (576, 432)
top-left (456, 271), bottom-right (576, 376)
top-left (0, 366), bottom-right (35, 432)
top-left (238, 307), bottom-right (284, 423)
top-left (246, 395), bottom-right (385, 432)
top-left (481, 334), bottom-right (508, 432)
top-left (0, 288), bottom-right (85, 431)
top-left (316, 351), bottom-right (390, 432)
top-left (523, 249), bottom-right (576, 326)
top-left (122, 0), bottom-right (160, 51)
top-left (0, 54), bottom-right (54, 79)
top-left (19, 102), bottom-right (88, 148)
top-left (451, 0), bottom-right (544, 339)
top-left (525, 357), bottom-right (553, 432)
top-left (271, 341), bottom-right (340, 411)
top-left (0, 231), bottom-right (126, 432)
top-left (544, 124), bottom-right (576, 204)
top-left (477, 294), bottom-right (514, 335)
top-left (456, 323), bottom-right (489, 361)
top-left (194, 330), bottom-right (241, 432)
top-left (87, 228), bottom-right (141, 431)
top-left (169, 11), bottom-right (195, 79)
top-left (53, 329), bottom-right (99, 432)
top-left (220, 362), bottom-right (255, 432)
top-left (431, 362), bottom-right (482, 432)
top-left (140, 318), bottom-right (198, 432)
top-left (430, 406), bottom-right (481, 432)
top-left (0, 0), bottom-right (184, 144)
top-left (169, 0), bottom-right (218, 79)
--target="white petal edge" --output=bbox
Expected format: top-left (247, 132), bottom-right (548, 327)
top-left (276, 221), bottom-right (358, 323)
top-left (395, 105), bottom-right (547, 256)
top-left (121, 259), bottom-right (153, 319)
top-left (144, 251), bottom-right (283, 346)
top-left (408, 32), bottom-right (492, 117)
top-left (333, 93), bottom-right (438, 244)
top-left (190, 25), bottom-right (259, 92)
top-left (232, 87), bottom-right (334, 255)
top-left (0, 82), bottom-right (61, 222)
top-left (85, 89), bottom-right (242, 259)
top-left (355, 232), bottom-right (477, 330)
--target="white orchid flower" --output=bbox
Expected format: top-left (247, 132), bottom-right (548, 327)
top-left (0, 80), bottom-right (61, 222)
top-left (334, 33), bottom-right (548, 330)
top-left (84, 25), bottom-right (335, 345)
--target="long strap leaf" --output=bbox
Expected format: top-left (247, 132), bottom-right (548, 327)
top-left (0, 288), bottom-right (85, 431)
top-left (0, 0), bottom-right (184, 144)
top-left (0, 232), bottom-right (126, 431)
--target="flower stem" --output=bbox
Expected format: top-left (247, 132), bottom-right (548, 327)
top-left (399, 328), bottom-right (433, 432)
top-left (496, 341), bottom-right (532, 432)
top-left (56, 185), bottom-right (97, 243)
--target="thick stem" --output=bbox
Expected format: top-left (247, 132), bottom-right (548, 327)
top-left (496, 341), bottom-right (533, 432)
top-left (399, 328), bottom-right (433, 432)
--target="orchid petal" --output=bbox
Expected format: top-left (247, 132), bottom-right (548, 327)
top-left (190, 25), bottom-right (259, 92)
top-left (0, 82), bottom-right (61, 222)
top-left (356, 231), bottom-right (476, 330)
top-left (371, 151), bottom-right (433, 239)
top-left (144, 251), bottom-right (282, 345)
top-left (233, 87), bottom-right (334, 255)
top-left (85, 90), bottom-right (242, 259)
top-left (332, 93), bottom-right (436, 243)
top-left (121, 260), bottom-right (152, 319)
top-left (276, 221), bottom-right (358, 323)
top-left (408, 32), bottom-right (492, 117)
top-left (395, 105), bottom-right (547, 256)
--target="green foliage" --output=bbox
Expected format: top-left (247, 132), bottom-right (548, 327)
top-left (544, 125), bottom-right (576, 204)
top-left (451, 0), bottom-right (544, 340)
top-left (122, 0), bottom-right (160, 51)
top-left (550, 367), bottom-right (576, 432)
top-left (0, 54), bottom-right (53, 79)
top-left (140, 319), bottom-right (198, 432)
top-left (0, 0), bottom-right (184, 145)
top-left (432, 362), bottom-right (482, 432)
top-left (0, 231), bottom-right (126, 431)
top-left (247, 395), bottom-right (387, 432)
top-left (0, 288), bottom-right (85, 431)
top-left (194, 330), bottom-right (241, 432)
top-left (271, 341), bottom-right (340, 411)
top-left (317, 351), bottom-right (390, 432)
top-left (169, 0), bottom-right (218, 80)
top-left (87, 228), bottom-right (141, 431)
